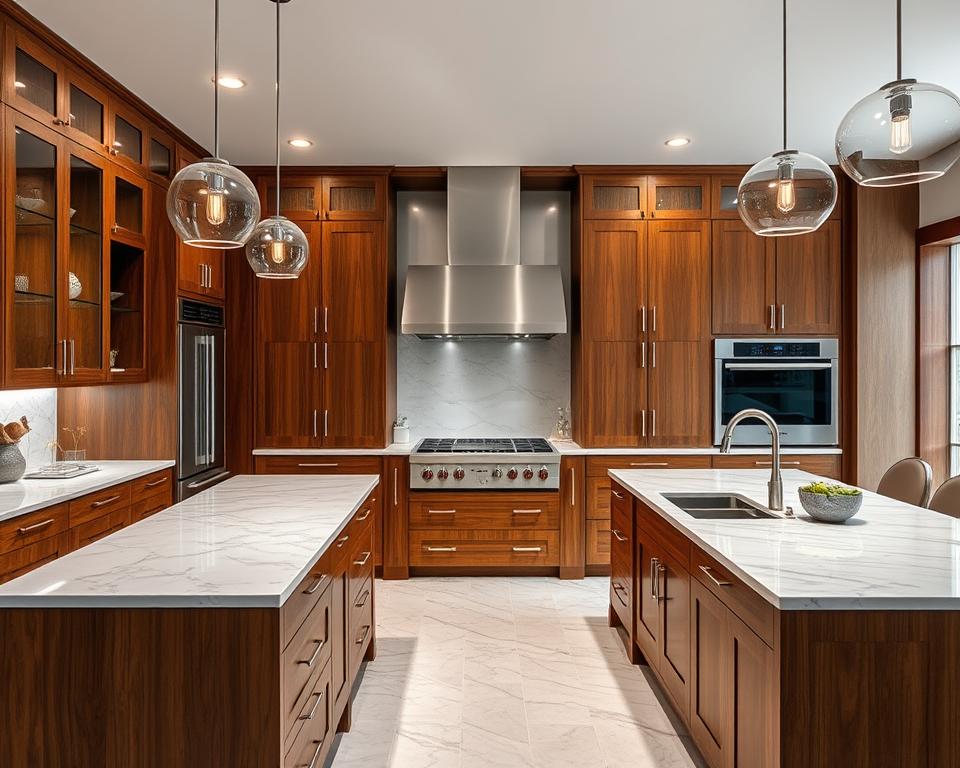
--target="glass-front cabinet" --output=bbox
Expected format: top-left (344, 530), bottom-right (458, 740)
top-left (259, 175), bottom-right (322, 221)
top-left (63, 68), bottom-right (108, 154)
top-left (646, 175), bottom-right (710, 219)
top-left (5, 27), bottom-right (60, 126)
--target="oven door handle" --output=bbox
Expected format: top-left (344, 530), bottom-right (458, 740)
top-left (723, 362), bottom-right (833, 370)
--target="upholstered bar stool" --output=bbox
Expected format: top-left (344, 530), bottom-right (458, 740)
top-left (928, 476), bottom-right (960, 518)
top-left (875, 458), bottom-right (933, 507)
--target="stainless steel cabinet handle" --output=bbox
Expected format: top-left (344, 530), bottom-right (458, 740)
top-left (69, 339), bottom-right (75, 375)
top-left (755, 460), bottom-right (801, 466)
top-left (17, 518), bottom-right (55, 535)
top-left (780, 303), bottom-right (785, 330)
top-left (612, 490), bottom-right (624, 499)
top-left (356, 508), bottom-right (372, 521)
top-left (353, 551), bottom-right (371, 567)
top-left (611, 529), bottom-right (628, 542)
top-left (302, 577), bottom-right (324, 595)
top-left (426, 546), bottom-right (457, 552)
top-left (769, 304), bottom-right (776, 330)
top-left (312, 409), bottom-right (318, 438)
top-left (427, 509), bottom-right (456, 515)
top-left (631, 462), bottom-right (668, 467)
top-left (60, 339), bottom-right (67, 375)
top-left (299, 691), bottom-right (324, 722)
top-left (652, 409), bottom-right (657, 437)
top-left (355, 589), bottom-right (370, 608)
top-left (650, 557), bottom-right (658, 599)
top-left (298, 638), bottom-right (326, 667)
top-left (336, 535), bottom-right (349, 548)
top-left (198, 263), bottom-right (204, 288)
top-left (355, 625), bottom-right (371, 646)
top-left (570, 466), bottom-right (576, 506)
top-left (651, 306), bottom-right (657, 333)
top-left (91, 495), bottom-right (121, 508)
top-left (313, 343), bottom-right (318, 369)
top-left (512, 508), bottom-right (542, 515)
top-left (651, 342), bottom-right (656, 368)
top-left (324, 306), bottom-right (328, 334)
top-left (641, 305), bottom-right (647, 333)
top-left (393, 467), bottom-right (398, 505)
top-left (298, 462), bottom-right (338, 468)
top-left (143, 478), bottom-right (167, 488)
top-left (698, 564), bottom-right (732, 587)
top-left (612, 581), bottom-right (628, 605)
top-left (641, 409), bottom-right (646, 438)
top-left (323, 410), bottom-right (328, 437)
top-left (512, 546), bottom-right (542, 552)
top-left (641, 341), bottom-right (646, 368)
top-left (186, 470), bottom-right (230, 490)
top-left (305, 739), bottom-right (324, 768)
top-left (656, 562), bottom-right (665, 601)
top-left (313, 306), bottom-right (319, 335)
top-left (323, 342), bottom-right (328, 369)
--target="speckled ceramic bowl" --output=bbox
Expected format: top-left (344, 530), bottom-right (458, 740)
top-left (0, 444), bottom-right (26, 483)
top-left (798, 489), bottom-right (863, 523)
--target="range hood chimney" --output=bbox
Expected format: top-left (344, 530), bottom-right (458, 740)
top-left (401, 167), bottom-right (567, 339)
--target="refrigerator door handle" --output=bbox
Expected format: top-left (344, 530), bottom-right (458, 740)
top-left (208, 335), bottom-right (216, 466)
top-left (194, 335), bottom-right (205, 466)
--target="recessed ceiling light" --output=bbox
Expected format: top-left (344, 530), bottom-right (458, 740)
top-left (665, 137), bottom-right (691, 147)
top-left (216, 76), bottom-right (246, 89)
top-left (287, 138), bottom-right (313, 148)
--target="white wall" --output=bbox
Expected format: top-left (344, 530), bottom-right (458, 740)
top-left (920, 164), bottom-right (960, 226)
top-left (396, 190), bottom-right (571, 442)
top-left (0, 389), bottom-right (57, 468)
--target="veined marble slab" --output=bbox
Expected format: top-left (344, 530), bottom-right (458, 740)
top-left (0, 459), bottom-right (175, 523)
top-left (0, 474), bottom-right (378, 609)
top-left (610, 468), bottom-right (960, 611)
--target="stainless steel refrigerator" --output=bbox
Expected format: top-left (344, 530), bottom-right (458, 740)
top-left (177, 299), bottom-right (228, 500)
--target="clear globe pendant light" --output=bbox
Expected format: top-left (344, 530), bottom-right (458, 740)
top-left (835, 0), bottom-right (960, 187)
top-left (738, 0), bottom-right (837, 237)
top-left (246, 0), bottom-right (309, 279)
top-left (166, 0), bottom-right (260, 248)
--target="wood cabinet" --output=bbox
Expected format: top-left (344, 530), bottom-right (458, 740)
top-left (580, 221), bottom-right (644, 340)
top-left (383, 456), bottom-right (409, 579)
top-left (322, 175), bottom-right (386, 221)
top-left (711, 220), bottom-right (776, 335)
top-left (647, 220), bottom-right (711, 341)
top-left (775, 220), bottom-right (841, 335)
top-left (582, 175), bottom-right (646, 220)
top-left (174, 149), bottom-right (226, 302)
top-left (559, 455), bottom-right (584, 579)
top-left (647, 341), bottom-right (711, 447)
top-left (711, 452), bottom-right (841, 479)
top-left (710, 175), bottom-right (742, 219)
top-left (647, 175), bottom-right (710, 219)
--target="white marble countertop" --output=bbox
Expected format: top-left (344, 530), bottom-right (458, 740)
top-left (0, 460), bottom-right (175, 523)
top-left (610, 468), bottom-right (960, 611)
top-left (0, 474), bottom-right (378, 609)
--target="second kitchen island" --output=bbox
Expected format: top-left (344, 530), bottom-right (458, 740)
top-left (0, 474), bottom-right (380, 768)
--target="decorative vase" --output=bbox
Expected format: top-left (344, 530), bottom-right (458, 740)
top-left (0, 444), bottom-right (26, 483)
top-left (393, 426), bottom-right (410, 444)
top-left (798, 489), bottom-right (863, 523)
top-left (68, 271), bottom-right (82, 300)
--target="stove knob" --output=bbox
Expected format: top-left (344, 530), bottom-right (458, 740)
top-left (507, 467), bottom-right (519, 480)
top-left (538, 466), bottom-right (549, 481)
top-left (421, 467), bottom-right (434, 481)
top-left (436, 467), bottom-right (449, 480)
top-left (453, 466), bottom-right (465, 480)
top-left (492, 466), bottom-right (503, 479)
top-left (523, 466), bottom-right (534, 480)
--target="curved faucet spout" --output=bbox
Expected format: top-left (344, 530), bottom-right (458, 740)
top-left (719, 409), bottom-right (785, 513)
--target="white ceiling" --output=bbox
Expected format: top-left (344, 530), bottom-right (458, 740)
top-left (14, 0), bottom-right (960, 167)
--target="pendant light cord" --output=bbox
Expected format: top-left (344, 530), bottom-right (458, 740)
top-left (213, 0), bottom-right (221, 159)
top-left (896, 0), bottom-right (902, 79)
top-left (275, 0), bottom-right (281, 216)
top-left (782, 0), bottom-right (788, 151)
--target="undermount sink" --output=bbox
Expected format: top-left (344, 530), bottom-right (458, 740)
top-left (662, 493), bottom-right (777, 520)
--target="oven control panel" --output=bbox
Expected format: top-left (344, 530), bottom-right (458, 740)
top-left (410, 462), bottom-right (559, 490)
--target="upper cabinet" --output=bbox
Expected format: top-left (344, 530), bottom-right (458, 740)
top-left (4, 26), bottom-right (60, 127)
top-left (582, 175), bottom-right (646, 220)
top-left (710, 175), bottom-right (742, 219)
top-left (646, 175), bottom-right (710, 219)
top-left (62, 68), bottom-right (109, 155)
top-left (106, 101), bottom-right (147, 171)
top-left (583, 174), bottom-right (711, 220)
top-left (259, 175), bottom-right (387, 222)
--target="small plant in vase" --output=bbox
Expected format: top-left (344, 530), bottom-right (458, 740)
top-left (0, 416), bottom-right (31, 483)
top-left (61, 426), bottom-right (87, 463)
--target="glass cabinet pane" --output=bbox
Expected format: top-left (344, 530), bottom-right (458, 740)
top-left (149, 138), bottom-right (171, 178)
top-left (328, 185), bottom-right (377, 214)
top-left (718, 185), bottom-right (739, 212)
top-left (654, 184), bottom-right (703, 211)
top-left (15, 48), bottom-right (57, 115)
top-left (13, 129), bottom-right (58, 371)
top-left (68, 85), bottom-right (104, 143)
top-left (114, 177), bottom-right (143, 235)
top-left (113, 116), bottom-right (142, 163)
top-left (267, 183), bottom-right (318, 217)
top-left (593, 185), bottom-right (640, 212)
top-left (109, 242), bottom-right (144, 372)
top-left (68, 155), bottom-right (103, 372)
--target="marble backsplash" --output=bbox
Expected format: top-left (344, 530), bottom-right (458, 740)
top-left (0, 389), bottom-right (57, 468)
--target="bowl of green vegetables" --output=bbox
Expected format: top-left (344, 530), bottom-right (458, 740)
top-left (798, 481), bottom-right (863, 523)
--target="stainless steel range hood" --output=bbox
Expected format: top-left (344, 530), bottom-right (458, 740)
top-left (401, 167), bottom-right (567, 339)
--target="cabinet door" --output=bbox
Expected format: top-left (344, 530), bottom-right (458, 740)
top-left (647, 220), bottom-right (710, 341)
top-left (657, 556), bottom-right (691, 719)
top-left (178, 244), bottom-right (224, 301)
top-left (559, 456), bottom-right (584, 578)
top-left (321, 221), bottom-right (385, 342)
top-left (256, 342), bottom-right (320, 447)
top-left (729, 613), bottom-right (777, 768)
top-left (712, 220), bottom-right (776, 335)
top-left (5, 111), bottom-right (60, 387)
top-left (648, 341), bottom-right (711, 447)
top-left (261, 175), bottom-right (322, 222)
top-left (330, 572), bottom-right (350, 718)
top-left (609, 494), bottom-right (634, 632)
top-left (322, 176), bottom-right (386, 221)
top-left (647, 175), bottom-right (710, 219)
top-left (4, 27), bottom-right (62, 127)
top-left (146, 127), bottom-right (174, 183)
top-left (775, 220), bottom-right (841, 335)
top-left (382, 456), bottom-right (409, 579)
top-left (582, 175), bottom-right (646, 220)
top-left (62, 67), bottom-right (108, 155)
top-left (634, 528), bottom-right (660, 667)
top-left (257, 222), bottom-right (320, 342)
top-left (107, 101), bottom-right (147, 171)
top-left (689, 579), bottom-right (730, 768)
top-left (109, 166), bottom-right (147, 247)
top-left (710, 175), bottom-right (743, 219)
top-left (580, 341), bottom-right (644, 447)
top-left (322, 342), bottom-right (384, 448)
top-left (581, 220), bottom-right (645, 341)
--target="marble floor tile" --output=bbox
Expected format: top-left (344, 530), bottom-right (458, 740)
top-left (392, 723), bottom-right (461, 768)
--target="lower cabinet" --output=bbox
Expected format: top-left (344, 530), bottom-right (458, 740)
top-left (711, 452), bottom-right (841, 480)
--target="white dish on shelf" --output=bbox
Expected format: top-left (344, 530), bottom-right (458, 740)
top-left (15, 195), bottom-right (46, 212)
top-left (69, 207), bottom-right (77, 219)
top-left (110, 291), bottom-right (124, 301)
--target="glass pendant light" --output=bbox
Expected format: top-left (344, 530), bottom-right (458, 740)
top-left (835, 0), bottom-right (960, 186)
top-left (166, 0), bottom-right (260, 248)
top-left (246, 0), bottom-right (309, 279)
top-left (738, 0), bottom-right (837, 237)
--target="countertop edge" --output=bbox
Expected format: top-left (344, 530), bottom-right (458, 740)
top-left (252, 444), bottom-right (843, 457)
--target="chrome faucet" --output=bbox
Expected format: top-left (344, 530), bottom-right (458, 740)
top-left (720, 409), bottom-right (785, 513)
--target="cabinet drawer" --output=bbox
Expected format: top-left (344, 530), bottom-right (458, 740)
top-left (586, 476), bottom-right (611, 520)
top-left (283, 584), bottom-right (332, 747)
top-left (255, 455), bottom-right (382, 475)
top-left (586, 520), bottom-right (611, 565)
top-left (586, 455), bottom-right (712, 475)
top-left (691, 546), bottom-right (775, 647)
top-left (70, 508), bottom-right (131, 550)
top-left (68, 483), bottom-right (132, 527)
top-left (636, 501), bottom-right (691, 570)
top-left (409, 492), bottom-right (560, 530)
top-left (283, 657), bottom-right (332, 768)
top-left (409, 530), bottom-right (560, 567)
top-left (0, 503), bottom-right (68, 554)
top-left (332, 508), bottom-right (373, 573)
top-left (347, 535), bottom-right (374, 605)
top-left (130, 469), bottom-right (173, 504)
top-left (349, 575), bottom-right (374, 677)
top-left (282, 549), bottom-right (332, 649)
top-left (0, 532), bottom-right (71, 584)
top-left (711, 453), bottom-right (841, 479)
top-left (130, 494), bottom-right (168, 524)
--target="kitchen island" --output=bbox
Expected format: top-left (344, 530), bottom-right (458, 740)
top-left (608, 468), bottom-right (960, 768)
top-left (0, 474), bottom-right (380, 768)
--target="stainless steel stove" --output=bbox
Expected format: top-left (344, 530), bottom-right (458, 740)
top-left (409, 437), bottom-right (560, 490)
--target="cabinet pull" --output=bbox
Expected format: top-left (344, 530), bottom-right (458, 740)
top-left (651, 341), bottom-right (656, 368)
top-left (355, 624), bottom-right (371, 646)
top-left (630, 462), bottom-right (668, 467)
top-left (91, 495), bottom-right (121, 508)
top-left (641, 341), bottom-right (646, 368)
top-left (198, 263), bottom-right (204, 288)
top-left (297, 462), bottom-right (339, 468)
top-left (324, 306), bottom-right (328, 334)
top-left (313, 306), bottom-right (319, 335)
top-left (143, 478), bottom-right (166, 488)
top-left (612, 581), bottom-right (628, 605)
top-left (611, 529), bottom-right (628, 543)
top-left (313, 342), bottom-right (318, 369)
top-left (612, 489), bottom-right (624, 499)
top-left (353, 551), bottom-right (371, 567)
top-left (305, 739), bottom-right (325, 768)
top-left (698, 564), bottom-right (732, 587)
top-left (512, 508), bottom-right (542, 515)
top-left (650, 557), bottom-right (659, 599)
top-left (656, 562), bottom-right (665, 602)
top-left (312, 410), bottom-right (318, 438)
top-left (780, 304), bottom-right (785, 330)
top-left (336, 535), bottom-right (349, 548)
top-left (426, 546), bottom-right (457, 552)
top-left (641, 409), bottom-right (646, 438)
top-left (323, 342), bottom-right (328, 370)
top-left (755, 460), bottom-right (801, 467)
top-left (393, 467), bottom-right (399, 506)
top-left (298, 639), bottom-right (326, 667)
top-left (652, 409), bottom-right (657, 437)
top-left (356, 508), bottom-right (372, 521)
top-left (355, 589), bottom-right (370, 608)
top-left (324, 410), bottom-right (328, 437)
top-left (641, 305), bottom-right (647, 333)
top-left (651, 305), bottom-right (657, 333)
top-left (569, 466), bottom-right (576, 506)
top-left (69, 339), bottom-right (75, 375)
top-left (512, 546), bottom-right (542, 552)
top-left (17, 518), bottom-right (55, 535)
top-left (769, 304), bottom-right (776, 330)
top-left (302, 576), bottom-right (324, 595)
top-left (427, 509), bottom-right (456, 515)
top-left (60, 339), bottom-right (67, 375)
top-left (299, 690), bottom-right (324, 722)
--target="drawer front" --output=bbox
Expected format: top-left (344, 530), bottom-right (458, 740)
top-left (0, 503), bottom-right (69, 554)
top-left (586, 455), bottom-right (713, 475)
top-left (691, 546), bottom-right (775, 647)
top-left (347, 528), bottom-right (375, 605)
top-left (70, 508), bottom-right (132, 551)
top-left (130, 494), bottom-right (169, 524)
top-left (586, 519), bottom-right (611, 565)
top-left (409, 492), bottom-right (560, 530)
top-left (332, 510), bottom-right (373, 574)
top-left (349, 575), bottom-right (374, 678)
top-left (130, 469), bottom-right (174, 504)
top-left (611, 482), bottom-right (633, 517)
top-left (282, 549), bottom-right (333, 649)
top-left (256, 455), bottom-right (382, 475)
top-left (69, 483), bottom-right (132, 527)
top-left (711, 453), bottom-right (841, 479)
top-left (284, 658), bottom-right (332, 768)
top-left (409, 530), bottom-right (560, 567)
top-left (636, 501), bottom-right (691, 570)
top-left (283, 585), bottom-right (333, 743)
top-left (0, 532), bottom-right (71, 584)
top-left (587, 476), bottom-right (611, 520)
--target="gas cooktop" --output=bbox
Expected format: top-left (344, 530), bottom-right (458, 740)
top-left (413, 437), bottom-right (554, 455)
top-left (409, 437), bottom-right (560, 490)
